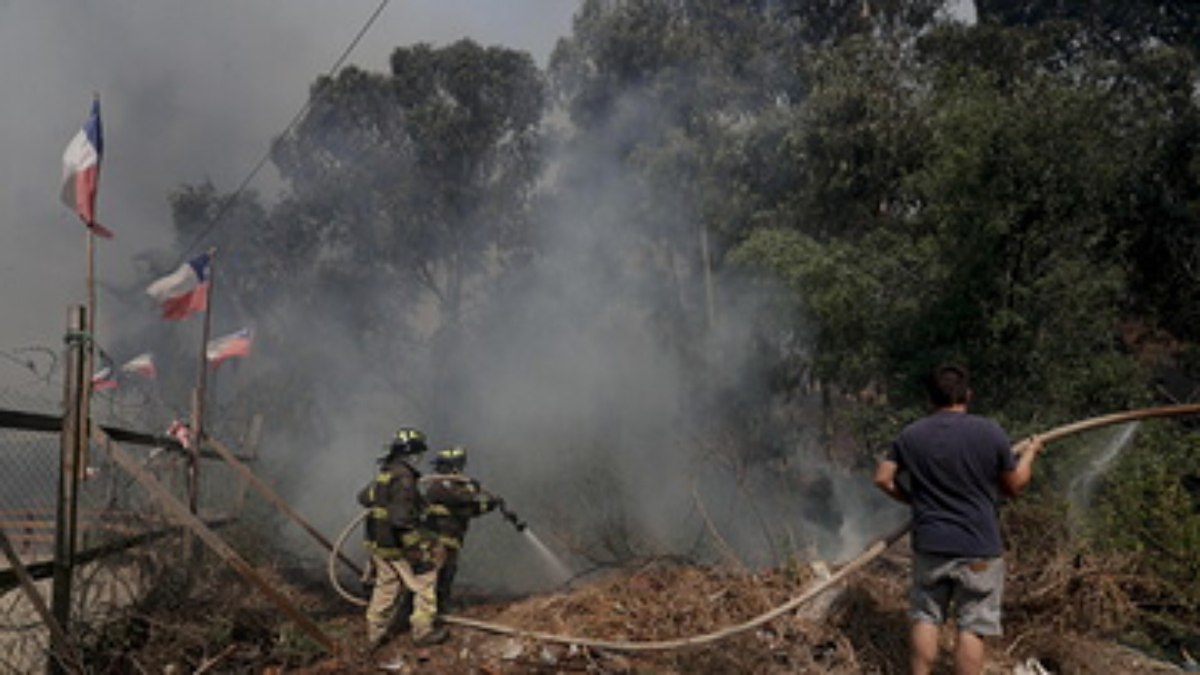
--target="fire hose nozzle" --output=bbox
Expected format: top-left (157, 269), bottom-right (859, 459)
top-left (501, 507), bottom-right (527, 532)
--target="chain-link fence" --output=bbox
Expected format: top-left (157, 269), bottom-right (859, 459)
top-left (0, 379), bottom-right (255, 673)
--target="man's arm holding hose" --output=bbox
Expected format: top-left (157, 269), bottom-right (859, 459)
top-left (1000, 435), bottom-right (1044, 497)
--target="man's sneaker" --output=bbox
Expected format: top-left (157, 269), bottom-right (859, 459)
top-left (412, 626), bottom-right (449, 647)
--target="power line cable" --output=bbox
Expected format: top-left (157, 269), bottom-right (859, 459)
top-left (178, 0), bottom-right (393, 259)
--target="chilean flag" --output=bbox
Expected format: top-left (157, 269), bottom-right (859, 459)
top-left (91, 365), bottom-right (118, 391)
top-left (120, 352), bottom-right (157, 380)
top-left (60, 98), bottom-right (113, 238)
top-left (167, 419), bottom-right (192, 449)
top-left (206, 327), bottom-right (253, 366)
top-left (146, 252), bottom-right (211, 320)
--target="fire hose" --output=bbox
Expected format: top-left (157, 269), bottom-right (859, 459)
top-left (327, 503), bottom-right (526, 607)
top-left (327, 404), bottom-right (1200, 652)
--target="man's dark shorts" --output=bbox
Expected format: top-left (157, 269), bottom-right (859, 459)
top-left (910, 551), bottom-right (1005, 636)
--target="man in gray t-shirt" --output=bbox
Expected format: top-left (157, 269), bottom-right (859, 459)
top-left (891, 411), bottom-right (1014, 558)
top-left (875, 364), bottom-right (1042, 675)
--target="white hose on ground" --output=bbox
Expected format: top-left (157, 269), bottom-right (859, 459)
top-left (328, 509), bottom-right (369, 607)
top-left (327, 404), bottom-right (1200, 652)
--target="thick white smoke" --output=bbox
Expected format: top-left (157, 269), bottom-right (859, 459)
top-left (0, 1), bottom-right (904, 598)
top-left (0, 0), bottom-right (578, 385)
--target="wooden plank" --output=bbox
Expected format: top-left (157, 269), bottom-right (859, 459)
top-left (0, 519), bottom-right (145, 531)
top-left (0, 526), bottom-right (84, 673)
top-left (0, 524), bottom-right (156, 544)
top-left (0, 508), bottom-right (146, 518)
top-left (0, 520), bottom-right (52, 529)
top-left (206, 436), bottom-right (363, 577)
top-left (0, 508), bottom-right (57, 516)
top-left (0, 407), bottom-right (182, 450)
top-left (93, 426), bottom-right (338, 654)
top-left (0, 519), bottom-right (234, 593)
top-left (0, 408), bottom-right (253, 460)
top-left (2, 533), bottom-right (55, 543)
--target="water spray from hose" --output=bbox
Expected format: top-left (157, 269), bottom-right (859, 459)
top-left (489, 501), bottom-right (574, 583)
top-left (521, 528), bottom-right (574, 586)
top-left (1066, 421), bottom-right (1139, 517)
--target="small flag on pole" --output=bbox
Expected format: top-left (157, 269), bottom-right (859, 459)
top-left (206, 327), bottom-right (253, 366)
top-left (167, 419), bottom-right (192, 449)
top-left (91, 365), bottom-right (118, 391)
top-left (120, 352), bottom-right (157, 379)
top-left (146, 252), bottom-right (211, 320)
top-left (60, 97), bottom-right (113, 238)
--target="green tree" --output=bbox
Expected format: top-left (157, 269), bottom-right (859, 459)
top-left (267, 40), bottom-right (546, 427)
top-left (272, 40), bottom-right (545, 327)
top-left (549, 1), bottom-right (971, 463)
top-left (975, 0), bottom-right (1200, 59)
top-left (1104, 47), bottom-right (1200, 342)
top-left (730, 24), bottom-right (1150, 426)
top-left (1092, 424), bottom-right (1200, 644)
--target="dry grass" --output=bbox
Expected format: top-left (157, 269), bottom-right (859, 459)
top-left (69, 524), bottom-right (1192, 674)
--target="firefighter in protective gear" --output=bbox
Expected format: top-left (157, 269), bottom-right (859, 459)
top-left (419, 445), bottom-right (505, 611)
top-left (357, 427), bottom-right (448, 648)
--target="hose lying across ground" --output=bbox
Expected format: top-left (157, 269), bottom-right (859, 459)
top-left (328, 404), bottom-right (1200, 652)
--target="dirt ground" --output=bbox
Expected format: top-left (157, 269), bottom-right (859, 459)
top-left (287, 537), bottom-right (1189, 674)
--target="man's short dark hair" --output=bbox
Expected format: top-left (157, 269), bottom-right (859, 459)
top-left (928, 364), bottom-right (970, 407)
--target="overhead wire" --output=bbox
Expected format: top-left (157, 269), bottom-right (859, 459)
top-left (62, 0), bottom-right (396, 459)
top-left (177, 0), bottom-right (393, 260)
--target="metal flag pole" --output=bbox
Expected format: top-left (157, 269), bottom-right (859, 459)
top-left (80, 92), bottom-right (100, 479)
top-left (81, 223), bottom-right (95, 479)
top-left (188, 248), bottom-right (218, 516)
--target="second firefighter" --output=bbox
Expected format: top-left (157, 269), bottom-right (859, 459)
top-left (419, 446), bottom-right (512, 610)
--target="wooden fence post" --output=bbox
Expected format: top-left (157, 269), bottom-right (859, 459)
top-left (0, 527), bottom-right (83, 673)
top-left (50, 305), bottom-right (86, 675)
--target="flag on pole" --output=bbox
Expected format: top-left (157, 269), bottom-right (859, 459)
top-left (91, 365), bottom-right (118, 391)
top-left (167, 419), bottom-right (192, 449)
top-left (206, 327), bottom-right (253, 366)
top-left (60, 98), bottom-right (113, 238)
top-left (120, 352), bottom-right (157, 379)
top-left (146, 252), bottom-right (211, 320)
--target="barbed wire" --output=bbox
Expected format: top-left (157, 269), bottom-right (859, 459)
top-left (0, 346), bottom-right (57, 387)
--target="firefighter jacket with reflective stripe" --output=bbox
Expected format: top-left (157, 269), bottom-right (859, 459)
top-left (358, 458), bottom-right (424, 559)
top-left (419, 472), bottom-right (498, 548)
